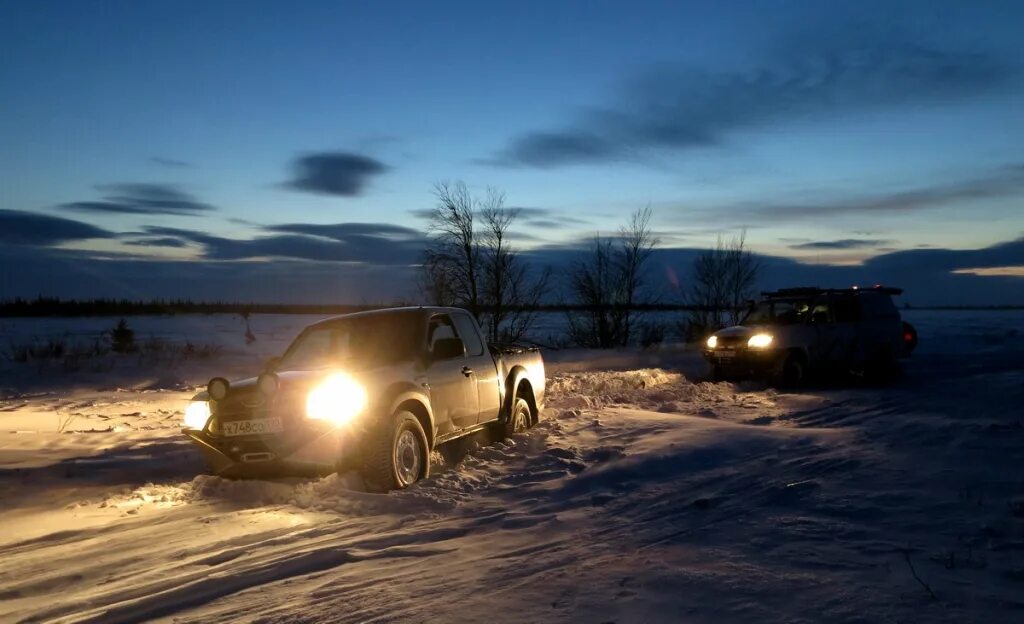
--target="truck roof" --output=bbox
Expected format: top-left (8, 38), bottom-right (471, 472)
top-left (761, 286), bottom-right (904, 298)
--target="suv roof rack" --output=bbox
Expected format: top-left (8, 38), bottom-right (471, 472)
top-left (761, 285), bottom-right (904, 297)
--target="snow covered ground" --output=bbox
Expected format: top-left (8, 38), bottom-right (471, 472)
top-left (1, 311), bottom-right (1023, 623)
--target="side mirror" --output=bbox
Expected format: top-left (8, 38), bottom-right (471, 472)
top-left (432, 337), bottom-right (465, 360)
top-left (264, 356), bottom-right (281, 371)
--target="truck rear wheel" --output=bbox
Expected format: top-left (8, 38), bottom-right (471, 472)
top-left (492, 396), bottom-right (532, 440)
top-left (361, 410), bottom-right (429, 492)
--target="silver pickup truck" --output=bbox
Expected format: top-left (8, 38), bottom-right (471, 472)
top-left (182, 307), bottom-right (545, 491)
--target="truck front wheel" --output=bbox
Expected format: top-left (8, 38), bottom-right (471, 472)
top-left (362, 410), bottom-right (429, 492)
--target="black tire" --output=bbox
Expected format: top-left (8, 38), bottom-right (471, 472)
top-left (863, 347), bottom-right (897, 384)
top-left (492, 396), bottom-right (533, 440)
top-left (361, 410), bottom-right (429, 492)
top-left (773, 352), bottom-right (806, 388)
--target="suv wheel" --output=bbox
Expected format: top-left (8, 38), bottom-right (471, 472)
top-left (864, 347), bottom-right (897, 384)
top-left (492, 396), bottom-right (533, 440)
top-left (362, 410), bottom-right (429, 492)
top-left (774, 352), bottom-right (806, 388)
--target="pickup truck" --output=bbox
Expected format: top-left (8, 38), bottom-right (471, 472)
top-left (182, 307), bottom-right (545, 491)
top-left (703, 286), bottom-right (917, 386)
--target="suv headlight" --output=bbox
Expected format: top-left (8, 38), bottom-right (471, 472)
top-left (705, 335), bottom-right (718, 349)
top-left (306, 372), bottom-right (367, 425)
top-left (747, 333), bottom-right (774, 348)
top-left (183, 401), bottom-right (211, 430)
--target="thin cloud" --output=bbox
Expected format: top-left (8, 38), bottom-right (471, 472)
top-left (58, 183), bottom-right (215, 216)
top-left (736, 164), bottom-right (1024, 219)
top-left (789, 239), bottom-right (893, 250)
top-left (284, 152), bottom-right (389, 197)
top-left (410, 205), bottom-right (591, 230)
top-left (491, 37), bottom-right (1015, 168)
top-left (143, 222), bottom-right (427, 265)
top-left (266, 222), bottom-right (423, 241)
top-left (0, 209), bottom-right (114, 246)
top-left (123, 237), bottom-right (189, 248)
top-left (150, 157), bottom-right (192, 168)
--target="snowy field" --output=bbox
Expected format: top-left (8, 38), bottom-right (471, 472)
top-left (1, 310), bottom-right (1023, 623)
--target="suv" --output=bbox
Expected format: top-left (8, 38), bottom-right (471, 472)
top-left (181, 307), bottom-right (545, 491)
top-left (703, 286), bottom-right (917, 385)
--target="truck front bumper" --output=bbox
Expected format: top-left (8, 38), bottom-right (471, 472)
top-left (182, 421), bottom-right (355, 478)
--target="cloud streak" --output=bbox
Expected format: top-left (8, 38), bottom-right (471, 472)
top-left (732, 164), bottom-right (1024, 220)
top-left (150, 157), bottom-right (192, 168)
top-left (142, 221), bottom-right (428, 265)
top-left (491, 37), bottom-right (1015, 168)
top-left (789, 239), bottom-right (893, 250)
top-left (58, 183), bottom-right (215, 216)
top-left (284, 152), bottom-right (389, 197)
top-left (409, 205), bottom-right (591, 230)
top-left (0, 209), bottom-right (114, 246)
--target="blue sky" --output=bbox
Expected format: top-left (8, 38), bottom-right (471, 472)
top-left (1, 1), bottom-right (1023, 303)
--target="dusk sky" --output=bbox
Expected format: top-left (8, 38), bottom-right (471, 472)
top-left (2, 1), bottom-right (1023, 304)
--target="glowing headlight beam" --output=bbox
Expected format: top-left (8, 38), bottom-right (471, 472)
top-left (705, 335), bottom-right (718, 349)
top-left (183, 401), bottom-right (211, 430)
top-left (306, 372), bottom-right (367, 425)
top-left (747, 333), bottom-right (774, 348)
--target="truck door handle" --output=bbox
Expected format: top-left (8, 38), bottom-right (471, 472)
top-left (461, 366), bottom-right (473, 377)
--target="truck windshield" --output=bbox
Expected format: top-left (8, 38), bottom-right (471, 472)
top-left (279, 313), bottom-right (424, 370)
top-left (743, 299), bottom-right (812, 326)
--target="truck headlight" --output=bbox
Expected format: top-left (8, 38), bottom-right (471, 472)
top-left (306, 372), bottom-right (367, 425)
top-left (705, 335), bottom-right (718, 349)
top-left (183, 401), bottom-right (211, 430)
top-left (747, 333), bottom-right (774, 349)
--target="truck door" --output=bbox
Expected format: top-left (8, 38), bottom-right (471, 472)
top-left (451, 312), bottom-right (502, 425)
top-left (425, 313), bottom-right (479, 432)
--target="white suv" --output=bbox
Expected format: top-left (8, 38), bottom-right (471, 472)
top-left (703, 286), bottom-right (918, 385)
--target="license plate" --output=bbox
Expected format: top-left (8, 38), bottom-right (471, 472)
top-left (716, 349), bottom-right (736, 361)
top-left (221, 417), bottom-right (284, 437)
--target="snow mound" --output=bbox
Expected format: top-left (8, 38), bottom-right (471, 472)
top-left (546, 368), bottom-right (777, 419)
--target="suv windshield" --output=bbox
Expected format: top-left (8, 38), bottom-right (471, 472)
top-left (743, 298), bottom-right (813, 326)
top-left (279, 312), bottom-right (424, 370)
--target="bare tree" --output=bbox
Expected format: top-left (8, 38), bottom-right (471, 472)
top-left (479, 197), bottom-right (551, 343)
top-left (421, 181), bottom-right (550, 343)
top-left (422, 181), bottom-right (481, 316)
top-left (566, 236), bottom-right (618, 348)
top-left (686, 230), bottom-right (760, 338)
top-left (566, 207), bottom-right (658, 348)
top-left (618, 206), bottom-right (657, 343)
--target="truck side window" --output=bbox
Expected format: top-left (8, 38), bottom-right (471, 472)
top-left (452, 313), bottom-right (484, 356)
top-left (427, 315), bottom-right (457, 352)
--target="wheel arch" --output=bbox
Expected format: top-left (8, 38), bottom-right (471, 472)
top-left (383, 383), bottom-right (434, 450)
top-left (503, 366), bottom-right (538, 425)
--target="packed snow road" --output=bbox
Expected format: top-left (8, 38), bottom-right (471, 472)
top-left (2, 331), bottom-right (1023, 622)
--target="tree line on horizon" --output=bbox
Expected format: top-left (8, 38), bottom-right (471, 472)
top-left (7, 184), bottom-right (1007, 333)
